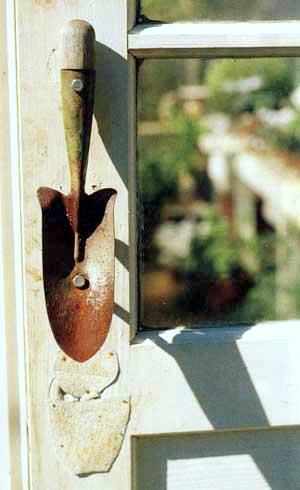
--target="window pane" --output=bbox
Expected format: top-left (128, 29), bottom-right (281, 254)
top-left (142, 0), bottom-right (300, 22)
top-left (138, 57), bottom-right (300, 327)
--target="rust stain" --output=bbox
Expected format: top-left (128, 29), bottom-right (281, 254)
top-left (38, 187), bottom-right (117, 362)
top-left (49, 396), bottom-right (131, 474)
top-left (36, 129), bottom-right (48, 159)
top-left (53, 347), bottom-right (119, 398)
top-left (27, 266), bottom-right (43, 282)
top-left (34, 0), bottom-right (56, 7)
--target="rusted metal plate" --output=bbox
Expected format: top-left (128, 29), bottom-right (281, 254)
top-left (38, 186), bottom-right (117, 362)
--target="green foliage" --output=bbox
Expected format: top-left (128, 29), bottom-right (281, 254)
top-left (139, 110), bottom-right (210, 265)
top-left (139, 110), bottom-right (207, 206)
top-left (184, 207), bottom-right (240, 282)
top-left (171, 107), bottom-right (206, 167)
top-left (138, 60), bottom-right (185, 120)
top-left (205, 59), bottom-right (294, 116)
top-left (256, 113), bottom-right (300, 154)
top-left (183, 219), bottom-right (278, 322)
top-left (227, 271), bottom-right (276, 322)
top-left (142, 0), bottom-right (280, 21)
top-left (226, 233), bottom-right (276, 321)
top-left (139, 149), bottom-right (178, 209)
top-left (142, 0), bottom-right (189, 21)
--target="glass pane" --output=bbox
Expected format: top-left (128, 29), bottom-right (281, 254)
top-left (142, 0), bottom-right (300, 22)
top-left (138, 57), bottom-right (300, 327)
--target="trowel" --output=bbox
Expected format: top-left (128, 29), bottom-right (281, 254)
top-left (38, 20), bottom-right (117, 363)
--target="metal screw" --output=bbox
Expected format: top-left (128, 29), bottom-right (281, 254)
top-left (71, 78), bottom-right (84, 92)
top-left (73, 274), bottom-right (87, 289)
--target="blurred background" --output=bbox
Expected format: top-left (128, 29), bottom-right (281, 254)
top-left (141, 0), bottom-right (300, 21)
top-left (138, 1), bottom-right (300, 327)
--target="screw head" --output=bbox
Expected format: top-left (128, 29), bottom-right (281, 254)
top-left (71, 78), bottom-right (84, 92)
top-left (72, 274), bottom-right (88, 289)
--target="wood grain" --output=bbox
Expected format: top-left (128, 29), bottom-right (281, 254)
top-left (61, 19), bottom-right (95, 70)
top-left (16, 1), bottom-right (137, 488)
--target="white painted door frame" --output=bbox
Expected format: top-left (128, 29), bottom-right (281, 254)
top-left (2, 1), bottom-right (300, 488)
top-left (0, 1), bottom-right (28, 489)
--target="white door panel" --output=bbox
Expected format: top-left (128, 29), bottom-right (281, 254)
top-left (134, 429), bottom-right (300, 490)
top-left (130, 323), bottom-right (300, 434)
top-left (2, 0), bottom-right (300, 488)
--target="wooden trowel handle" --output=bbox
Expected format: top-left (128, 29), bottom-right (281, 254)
top-left (60, 20), bottom-right (96, 196)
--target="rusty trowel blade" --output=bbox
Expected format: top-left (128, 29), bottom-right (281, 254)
top-left (38, 187), bottom-right (117, 363)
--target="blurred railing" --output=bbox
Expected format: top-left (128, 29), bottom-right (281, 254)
top-left (200, 128), bottom-right (300, 318)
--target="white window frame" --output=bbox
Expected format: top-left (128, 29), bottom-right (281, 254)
top-left (129, 19), bottom-right (300, 332)
top-left (129, 20), bottom-right (300, 58)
